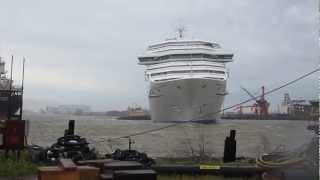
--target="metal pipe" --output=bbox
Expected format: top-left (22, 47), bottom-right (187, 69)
top-left (19, 58), bottom-right (25, 120)
top-left (7, 55), bottom-right (13, 120)
top-left (68, 120), bottom-right (75, 135)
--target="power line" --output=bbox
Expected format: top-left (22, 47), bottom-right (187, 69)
top-left (105, 67), bottom-right (320, 141)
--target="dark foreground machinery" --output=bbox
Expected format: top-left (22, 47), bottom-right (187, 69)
top-left (110, 148), bottom-right (155, 167)
top-left (28, 120), bottom-right (97, 163)
top-left (46, 134), bottom-right (97, 162)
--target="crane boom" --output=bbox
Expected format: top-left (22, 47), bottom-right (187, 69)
top-left (239, 86), bottom-right (269, 116)
top-left (240, 87), bottom-right (258, 101)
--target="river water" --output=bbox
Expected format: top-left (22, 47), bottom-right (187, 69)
top-left (24, 113), bottom-right (316, 158)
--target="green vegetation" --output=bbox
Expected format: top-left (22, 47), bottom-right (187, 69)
top-left (0, 151), bottom-right (37, 177)
top-left (156, 157), bottom-right (223, 165)
top-left (156, 158), bottom-right (260, 180)
top-left (0, 151), bottom-right (258, 179)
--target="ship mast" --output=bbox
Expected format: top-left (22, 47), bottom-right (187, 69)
top-left (177, 27), bottom-right (185, 38)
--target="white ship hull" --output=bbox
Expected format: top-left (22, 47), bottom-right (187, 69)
top-left (149, 78), bottom-right (226, 123)
top-left (138, 37), bottom-right (233, 123)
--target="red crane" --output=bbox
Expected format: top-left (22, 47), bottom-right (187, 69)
top-left (241, 86), bottom-right (269, 116)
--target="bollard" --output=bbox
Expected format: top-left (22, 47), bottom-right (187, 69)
top-left (230, 129), bottom-right (236, 139)
top-left (68, 120), bottom-right (75, 135)
top-left (223, 130), bottom-right (237, 163)
top-left (65, 120), bottom-right (75, 136)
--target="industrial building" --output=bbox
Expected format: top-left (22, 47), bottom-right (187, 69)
top-left (280, 93), bottom-right (318, 118)
top-left (46, 105), bottom-right (91, 115)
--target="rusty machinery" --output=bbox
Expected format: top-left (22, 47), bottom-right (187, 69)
top-left (240, 86), bottom-right (270, 116)
top-left (0, 56), bottom-right (26, 159)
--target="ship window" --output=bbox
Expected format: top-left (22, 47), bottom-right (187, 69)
top-left (192, 70), bottom-right (225, 74)
top-left (153, 53), bottom-right (233, 61)
top-left (155, 78), bottom-right (178, 81)
top-left (202, 54), bottom-right (233, 59)
top-left (203, 54), bottom-right (216, 59)
top-left (193, 70), bottom-right (210, 73)
top-left (191, 54), bottom-right (202, 58)
top-left (151, 70), bottom-right (192, 77)
top-left (150, 70), bottom-right (226, 77)
top-left (148, 64), bottom-right (224, 70)
top-left (212, 70), bottom-right (225, 74)
top-left (139, 57), bottom-right (153, 62)
top-left (151, 72), bottom-right (167, 76)
top-left (204, 43), bottom-right (213, 47)
top-left (156, 56), bottom-right (170, 61)
top-left (217, 54), bottom-right (233, 59)
top-left (170, 54), bottom-right (191, 59)
top-left (169, 70), bottom-right (190, 74)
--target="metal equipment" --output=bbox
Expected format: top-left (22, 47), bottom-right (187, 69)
top-left (110, 149), bottom-right (155, 167)
top-left (28, 120), bottom-right (97, 163)
top-left (241, 86), bottom-right (269, 116)
top-left (46, 120), bottom-right (97, 162)
top-left (0, 56), bottom-right (26, 159)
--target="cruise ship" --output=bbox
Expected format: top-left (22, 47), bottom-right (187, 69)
top-left (138, 34), bottom-right (234, 123)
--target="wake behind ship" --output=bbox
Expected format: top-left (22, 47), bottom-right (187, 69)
top-left (138, 34), bottom-right (234, 122)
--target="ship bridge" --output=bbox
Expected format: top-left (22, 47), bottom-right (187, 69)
top-left (138, 39), bottom-right (233, 65)
top-left (138, 38), bottom-right (233, 82)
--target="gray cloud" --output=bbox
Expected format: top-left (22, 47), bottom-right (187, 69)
top-left (0, 0), bottom-right (318, 111)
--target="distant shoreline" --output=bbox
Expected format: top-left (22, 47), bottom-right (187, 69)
top-left (221, 114), bottom-right (317, 121)
top-left (25, 111), bottom-right (317, 121)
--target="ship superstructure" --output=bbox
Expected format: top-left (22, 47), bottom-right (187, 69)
top-left (138, 35), bottom-right (234, 122)
top-left (0, 57), bottom-right (22, 118)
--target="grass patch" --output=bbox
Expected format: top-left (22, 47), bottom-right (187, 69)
top-left (155, 157), bottom-right (223, 166)
top-left (0, 159), bottom-right (37, 177)
top-left (0, 151), bottom-right (37, 177)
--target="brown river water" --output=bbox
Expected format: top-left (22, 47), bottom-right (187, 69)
top-left (24, 113), bottom-right (316, 158)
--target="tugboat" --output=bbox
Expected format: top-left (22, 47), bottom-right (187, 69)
top-left (118, 105), bottom-right (150, 120)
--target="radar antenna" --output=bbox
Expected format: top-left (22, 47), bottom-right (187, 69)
top-left (177, 27), bottom-right (185, 38)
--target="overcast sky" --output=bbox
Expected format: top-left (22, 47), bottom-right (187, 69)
top-left (0, 0), bottom-right (318, 112)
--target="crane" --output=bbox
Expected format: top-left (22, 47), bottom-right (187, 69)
top-left (240, 86), bottom-right (269, 116)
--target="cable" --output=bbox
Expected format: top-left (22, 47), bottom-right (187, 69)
top-left (194, 67), bottom-right (320, 119)
top-left (104, 67), bottom-right (320, 141)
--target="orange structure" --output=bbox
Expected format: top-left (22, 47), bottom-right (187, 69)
top-left (241, 86), bottom-right (269, 116)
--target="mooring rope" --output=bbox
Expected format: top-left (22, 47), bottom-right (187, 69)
top-left (102, 67), bottom-right (319, 142)
top-left (256, 136), bottom-right (318, 168)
